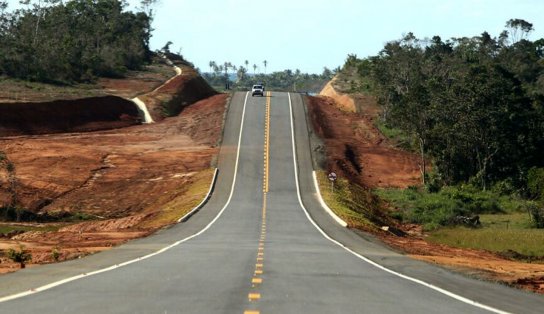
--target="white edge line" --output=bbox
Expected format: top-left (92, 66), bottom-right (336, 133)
top-left (0, 92), bottom-right (250, 304)
top-left (287, 92), bottom-right (510, 314)
top-left (178, 168), bottom-right (219, 222)
top-left (311, 171), bottom-right (348, 227)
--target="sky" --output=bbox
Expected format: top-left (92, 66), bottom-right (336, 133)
top-left (8, 0), bottom-right (544, 74)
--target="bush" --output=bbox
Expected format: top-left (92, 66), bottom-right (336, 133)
top-left (377, 184), bottom-right (528, 230)
top-left (527, 202), bottom-right (544, 228)
top-left (527, 167), bottom-right (544, 200)
top-left (7, 245), bottom-right (32, 268)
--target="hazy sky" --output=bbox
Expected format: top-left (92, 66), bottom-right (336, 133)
top-left (142, 0), bottom-right (544, 74)
top-left (10, 0), bottom-right (544, 73)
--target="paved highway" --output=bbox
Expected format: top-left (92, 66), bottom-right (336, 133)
top-left (0, 92), bottom-right (543, 313)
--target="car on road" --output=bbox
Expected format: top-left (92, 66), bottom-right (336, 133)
top-left (251, 84), bottom-right (264, 97)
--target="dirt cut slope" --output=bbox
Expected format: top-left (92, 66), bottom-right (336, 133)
top-left (306, 95), bottom-right (421, 189)
top-left (139, 65), bottom-right (217, 121)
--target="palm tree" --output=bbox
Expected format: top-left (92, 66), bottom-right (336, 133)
top-left (253, 64), bottom-right (257, 75)
top-left (263, 60), bottom-right (268, 74)
top-left (245, 60), bottom-right (249, 69)
top-left (209, 61), bottom-right (215, 74)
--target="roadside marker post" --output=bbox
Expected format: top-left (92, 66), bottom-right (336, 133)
top-left (328, 172), bottom-right (337, 193)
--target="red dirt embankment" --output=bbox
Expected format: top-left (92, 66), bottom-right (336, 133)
top-left (0, 59), bottom-right (228, 272)
top-left (307, 95), bottom-right (421, 189)
top-left (140, 66), bottom-right (217, 122)
top-left (0, 96), bottom-right (140, 136)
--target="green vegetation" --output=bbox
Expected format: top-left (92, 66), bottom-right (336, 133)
top-left (340, 19), bottom-right (544, 193)
top-left (203, 60), bottom-right (335, 92)
top-left (7, 245), bottom-right (32, 268)
top-left (316, 171), bottom-right (389, 229)
top-left (428, 214), bottom-right (544, 257)
top-left (137, 168), bottom-right (215, 229)
top-left (375, 120), bottom-right (412, 150)
top-left (0, 0), bottom-right (158, 83)
top-left (376, 185), bottom-right (534, 230)
top-left (378, 186), bottom-right (544, 257)
top-left (0, 223), bottom-right (60, 234)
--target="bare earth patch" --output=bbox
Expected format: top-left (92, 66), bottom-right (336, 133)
top-left (0, 69), bottom-right (228, 273)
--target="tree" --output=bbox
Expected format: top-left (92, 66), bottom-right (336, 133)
top-left (263, 60), bottom-right (267, 74)
top-left (253, 63), bottom-right (257, 74)
top-left (209, 60), bottom-right (215, 74)
top-left (506, 18), bottom-right (534, 44)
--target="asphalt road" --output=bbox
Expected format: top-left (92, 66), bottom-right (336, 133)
top-left (0, 91), bottom-right (543, 313)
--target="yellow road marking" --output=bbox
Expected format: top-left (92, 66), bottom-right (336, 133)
top-left (264, 91), bottom-right (270, 193)
top-left (244, 311), bottom-right (260, 314)
top-left (256, 263), bottom-right (263, 268)
top-left (258, 252), bottom-right (264, 256)
top-left (252, 278), bottom-right (263, 284)
top-left (257, 257), bottom-right (264, 262)
top-left (255, 269), bottom-right (263, 275)
top-left (249, 293), bottom-right (261, 301)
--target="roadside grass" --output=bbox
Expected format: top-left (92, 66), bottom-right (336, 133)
top-left (375, 120), bottom-right (413, 150)
top-left (427, 223), bottom-right (544, 257)
top-left (0, 78), bottom-right (105, 102)
top-left (316, 171), bottom-right (388, 230)
top-left (375, 186), bottom-right (533, 230)
top-left (377, 186), bottom-right (544, 258)
top-left (0, 61), bottom-right (173, 102)
top-left (137, 168), bottom-right (215, 229)
top-left (0, 224), bottom-right (60, 234)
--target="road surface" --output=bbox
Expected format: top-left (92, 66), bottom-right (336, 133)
top-left (0, 92), bottom-right (542, 313)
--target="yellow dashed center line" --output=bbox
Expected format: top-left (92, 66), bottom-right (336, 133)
top-left (245, 91), bottom-right (271, 314)
top-left (248, 293), bottom-right (261, 301)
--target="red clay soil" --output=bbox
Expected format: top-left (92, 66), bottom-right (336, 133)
top-left (306, 95), bottom-right (421, 189)
top-left (139, 66), bottom-right (217, 122)
top-left (307, 93), bottom-right (544, 294)
top-left (0, 64), bottom-right (228, 273)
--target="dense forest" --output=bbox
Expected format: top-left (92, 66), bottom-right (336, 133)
top-left (202, 60), bottom-right (336, 93)
top-left (0, 0), bottom-right (156, 83)
top-left (343, 19), bottom-right (544, 199)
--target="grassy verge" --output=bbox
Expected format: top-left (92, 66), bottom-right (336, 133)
top-left (137, 168), bottom-right (215, 229)
top-left (428, 213), bottom-right (544, 257)
top-left (0, 224), bottom-right (61, 234)
top-left (315, 171), bottom-right (388, 230)
top-left (377, 186), bottom-right (544, 258)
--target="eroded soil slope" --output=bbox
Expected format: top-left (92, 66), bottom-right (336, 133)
top-left (0, 57), bottom-right (227, 272)
top-left (306, 95), bottom-right (421, 189)
top-left (0, 93), bottom-right (227, 272)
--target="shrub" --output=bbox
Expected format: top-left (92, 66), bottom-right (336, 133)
top-left (527, 202), bottom-right (544, 228)
top-left (527, 167), bottom-right (544, 200)
top-left (51, 247), bottom-right (61, 262)
top-left (7, 245), bottom-right (32, 268)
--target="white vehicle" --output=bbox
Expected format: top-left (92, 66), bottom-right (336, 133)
top-left (251, 84), bottom-right (264, 97)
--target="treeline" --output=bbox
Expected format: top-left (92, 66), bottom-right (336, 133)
top-left (0, 0), bottom-right (155, 83)
top-left (202, 60), bottom-right (336, 92)
top-left (344, 19), bottom-right (544, 193)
